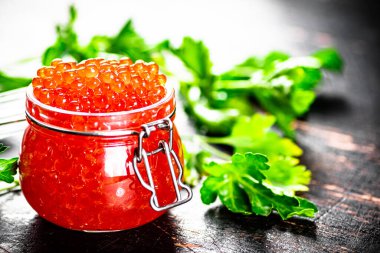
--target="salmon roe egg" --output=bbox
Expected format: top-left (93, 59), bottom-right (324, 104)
top-left (32, 58), bottom-right (167, 112)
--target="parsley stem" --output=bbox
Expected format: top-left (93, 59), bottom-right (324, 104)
top-left (199, 136), bottom-right (230, 145)
top-left (0, 180), bottom-right (20, 194)
top-left (182, 134), bottom-right (232, 161)
top-left (198, 140), bottom-right (232, 161)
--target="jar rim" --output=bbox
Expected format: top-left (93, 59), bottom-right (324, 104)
top-left (26, 82), bottom-right (175, 117)
top-left (25, 81), bottom-right (177, 132)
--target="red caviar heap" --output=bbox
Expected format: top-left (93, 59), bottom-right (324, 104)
top-left (32, 58), bottom-right (167, 113)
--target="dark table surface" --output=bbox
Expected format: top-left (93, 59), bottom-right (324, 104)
top-left (1, 0), bottom-right (380, 252)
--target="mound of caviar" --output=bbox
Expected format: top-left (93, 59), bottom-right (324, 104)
top-left (32, 58), bottom-right (167, 113)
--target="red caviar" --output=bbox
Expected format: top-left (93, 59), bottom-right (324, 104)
top-left (19, 58), bottom-right (187, 231)
top-left (31, 58), bottom-right (167, 112)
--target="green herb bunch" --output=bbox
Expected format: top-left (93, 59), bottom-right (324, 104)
top-left (0, 144), bottom-right (19, 192)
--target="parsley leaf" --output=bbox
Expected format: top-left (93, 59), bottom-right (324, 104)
top-left (170, 37), bottom-right (213, 81)
top-left (107, 19), bottom-right (152, 62)
top-left (42, 5), bottom-right (90, 65)
top-left (0, 144), bottom-right (18, 184)
top-left (205, 114), bottom-right (302, 157)
top-left (0, 143), bottom-right (9, 153)
top-left (204, 113), bottom-right (311, 196)
top-left (183, 146), bottom-right (211, 186)
top-left (181, 87), bottom-right (243, 135)
top-left (0, 71), bottom-right (31, 92)
top-left (0, 158), bottom-right (18, 184)
top-left (200, 153), bottom-right (317, 219)
top-left (313, 48), bottom-right (344, 71)
top-left (262, 157), bottom-right (311, 196)
top-left (215, 49), bottom-right (343, 137)
top-left (42, 6), bottom-right (162, 65)
top-left (173, 37), bottom-right (253, 135)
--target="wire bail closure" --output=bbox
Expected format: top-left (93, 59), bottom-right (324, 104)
top-left (25, 108), bottom-right (192, 212)
top-left (132, 118), bottom-right (193, 211)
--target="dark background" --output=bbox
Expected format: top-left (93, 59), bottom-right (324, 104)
top-left (0, 0), bottom-right (379, 252)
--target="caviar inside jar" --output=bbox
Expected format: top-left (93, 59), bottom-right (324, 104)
top-left (32, 58), bottom-right (167, 113)
top-left (20, 58), bottom-right (183, 231)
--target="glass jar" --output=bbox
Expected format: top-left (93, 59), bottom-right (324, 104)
top-left (19, 84), bottom-right (192, 231)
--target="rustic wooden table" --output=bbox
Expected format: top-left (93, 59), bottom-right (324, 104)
top-left (0, 0), bottom-right (379, 252)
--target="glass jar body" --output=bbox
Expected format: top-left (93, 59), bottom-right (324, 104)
top-left (20, 120), bottom-right (182, 231)
top-left (19, 85), bottom-right (183, 231)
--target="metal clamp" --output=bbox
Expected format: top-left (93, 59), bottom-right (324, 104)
top-left (132, 118), bottom-right (193, 211)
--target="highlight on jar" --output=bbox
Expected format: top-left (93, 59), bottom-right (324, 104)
top-left (19, 58), bottom-right (193, 232)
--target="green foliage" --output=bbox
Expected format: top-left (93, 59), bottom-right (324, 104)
top-left (212, 49), bottom-right (343, 137)
top-left (0, 158), bottom-right (18, 184)
top-left (200, 153), bottom-right (317, 219)
top-left (204, 113), bottom-right (311, 196)
top-left (205, 114), bottom-right (302, 156)
top-left (262, 157), bottom-right (311, 196)
top-left (183, 146), bottom-right (211, 186)
top-left (41, 6), bottom-right (162, 66)
top-left (0, 71), bottom-right (31, 92)
top-left (313, 48), bottom-right (344, 71)
top-left (0, 144), bottom-right (9, 153)
top-left (174, 37), bottom-right (253, 135)
top-left (108, 19), bottom-right (153, 61)
top-left (0, 144), bottom-right (18, 184)
top-left (170, 37), bottom-right (213, 80)
top-left (42, 5), bottom-right (89, 65)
